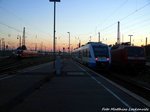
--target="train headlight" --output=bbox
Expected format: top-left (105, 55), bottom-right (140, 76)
top-left (107, 58), bottom-right (110, 61)
top-left (95, 58), bottom-right (98, 61)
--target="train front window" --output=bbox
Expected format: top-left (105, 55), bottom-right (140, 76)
top-left (93, 46), bottom-right (108, 57)
top-left (126, 47), bottom-right (145, 57)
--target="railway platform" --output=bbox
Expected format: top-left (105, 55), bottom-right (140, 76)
top-left (0, 57), bottom-right (149, 112)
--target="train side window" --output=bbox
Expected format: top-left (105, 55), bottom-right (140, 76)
top-left (79, 51), bottom-right (81, 58)
top-left (85, 49), bottom-right (88, 57)
top-left (84, 49), bottom-right (87, 57)
top-left (78, 51), bottom-right (80, 58)
top-left (88, 50), bottom-right (91, 58)
top-left (84, 50), bottom-right (86, 57)
top-left (81, 50), bottom-right (83, 57)
top-left (83, 50), bottom-right (85, 57)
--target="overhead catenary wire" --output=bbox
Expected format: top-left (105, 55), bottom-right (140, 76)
top-left (100, 1), bottom-right (150, 33)
top-left (119, 1), bottom-right (150, 21)
top-left (0, 22), bottom-right (22, 33)
top-left (99, 0), bottom-right (128, 28)
top-left (101, 22), bottom-right (117, 31)
top-left (0, 21), bottom-right (35, 36)
top-left (0, 7), bottom-right (53, 50)
top-left (122, 17), bottom-right (150, 33)
top-left (0, 6), bottom-right (51, 38)
top-left (0, 21), bottom-right (51, 48)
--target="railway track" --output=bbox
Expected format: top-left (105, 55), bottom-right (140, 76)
top-left (97, 68), bottom-right (150, 101)
top-left (0, 62), bottom-right (30, 74)
top-left (0, 58), bottom-right (20, 74)
top-left (0, 57), bottom-right (53, 75)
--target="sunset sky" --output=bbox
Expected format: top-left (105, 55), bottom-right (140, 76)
top-left (0, 0), bottom-right (150, 51)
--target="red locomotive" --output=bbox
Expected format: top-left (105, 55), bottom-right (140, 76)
top-left (16, 50), bottom-right (38, 58)
top-left (111, 42), bottom-right (146, 68)
top-left (15, 45), bottom-right (38, 58)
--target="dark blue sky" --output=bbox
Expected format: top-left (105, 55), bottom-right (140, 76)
top-left (0, 0), bottom-right (150, 50)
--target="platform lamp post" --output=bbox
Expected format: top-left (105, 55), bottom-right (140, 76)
top-left (17, 35), bottom-right (21, 47)
top-left (49, 0), bottom-right (60, 67)
top-left (67, 32), bottom-right (70, 54)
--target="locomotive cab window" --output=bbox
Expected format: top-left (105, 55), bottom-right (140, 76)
top-left (93, 46), bottom-right (109, 57)
top-left (125, 47), bottom-right (145, 57)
